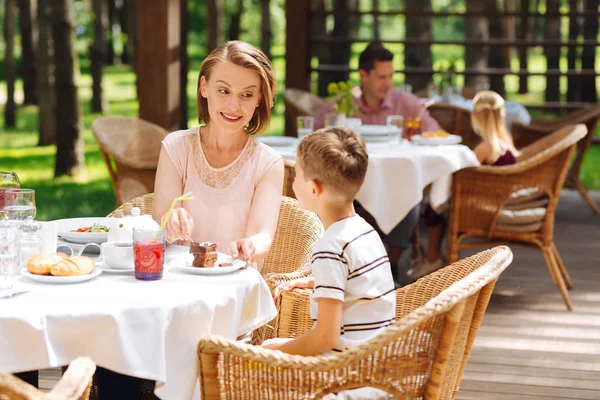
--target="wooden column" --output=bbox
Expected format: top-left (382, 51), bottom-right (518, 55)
top-left (284, 0), bottom-right (310, 136)
top-left (137, 0), bottom-right (181, 131)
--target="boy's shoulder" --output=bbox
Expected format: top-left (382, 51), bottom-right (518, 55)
top-left (314, 215), bottom-right (378, 253)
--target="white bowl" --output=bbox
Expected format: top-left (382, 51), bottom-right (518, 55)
top-left (101, 241), bottom-right (134, 270)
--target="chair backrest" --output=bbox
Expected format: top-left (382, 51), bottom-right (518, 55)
top-left (262, 196), bottom-right (323, 277)
top-left (92, 116), bottom-right (169, 206)
top-left (107, 193), bottom-right (155, 217)
top-left (428, 104), bottom-right (481, 149)
top-left (284, 88), bottom-right (326, 123)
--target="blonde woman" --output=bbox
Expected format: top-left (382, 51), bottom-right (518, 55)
top-left (154, 41), bottom-right (284, 265)
top-left (408, 90), bottom-right (518, 281)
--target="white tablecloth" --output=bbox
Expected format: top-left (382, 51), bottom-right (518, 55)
top-left (275, 141), bottom-right (479, 234)
top-left (0, 266), bottom-right (277, 400)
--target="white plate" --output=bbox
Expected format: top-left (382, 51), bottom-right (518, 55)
top-left (20, 268), bottom-right (102, 283)
top-left (256, 136), bottom-right (299, 147)
top-left (96, 261), bottom-right (134, 274)
top-left (171, 252), bottom-right (246, 275)
top-left (411, 134), bottom-right (462, 146)
top-left (55, 217), bottom-right (117, 244)
top-left (359, 125), bottom-right (392, 142)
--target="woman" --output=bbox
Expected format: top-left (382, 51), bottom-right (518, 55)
top-left (154, 41), bottom-right (284, 265)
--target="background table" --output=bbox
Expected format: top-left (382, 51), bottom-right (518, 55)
top-left (0, 266), bottom-right (276, 400)
top-left (274, 140), bottom-right (479, 234)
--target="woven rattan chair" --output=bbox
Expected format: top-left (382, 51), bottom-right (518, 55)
top-left (107, 193), bottom-right (155, 218)
top-left (197, 246), bottom-right (513, 399)
top-left (428, 104), bottom-right (480, 149)
top-left (284, 88), bottom-right (327, 124)
top-left (0, 358), bottom-right (96, 400)
top-left (92, 116), bottom-right (169, 207)
top-left (512, 105), bottom-right (600, 215)
top-left (447, 124), bottom-right (587, 311)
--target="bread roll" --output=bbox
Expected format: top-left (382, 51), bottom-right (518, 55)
top-left (50, 256), bottom-right (95, 276)
top-left (27, 254), bottom-right (64, 275)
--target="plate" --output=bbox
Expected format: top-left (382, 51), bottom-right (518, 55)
top-left (359, 125), bottom-right (392, 142)
top-left (411, 134), bottom-right (462, 146)
top-left (20, 268), bottom-right (102, 283)
top-left (256, 136), bottom-right (299, 147)
top-left (171, 252), bottom-right (246, 275)
top-left (55, 217), bottom-right (117, 244)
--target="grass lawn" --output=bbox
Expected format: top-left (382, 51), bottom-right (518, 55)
top-left (1, 44), bottom-right (599, 220)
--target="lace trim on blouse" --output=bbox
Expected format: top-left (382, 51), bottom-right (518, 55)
top-left (191, 132), bottom-right (257, 189)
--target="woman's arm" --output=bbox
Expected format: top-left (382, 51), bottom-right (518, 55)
top-left (153, 146), bottom-right (194, 239)
top-left (265, 298), bottom-right (343, 356)
top-left (230, 158), bottom-right (284, 262)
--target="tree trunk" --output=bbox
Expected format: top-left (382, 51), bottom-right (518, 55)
top-left (328, 0), bottom-right (358, 84)
top-left (544, 0), bottom-right (561, 103)
top-left (313, 0), bottom-right (329, 97)
top-left (180, 0), bottom-right (188, 129)
top-left (503, 0), bottom-right (516, 68)
top-left (52, 0), bottom-right (84, 177)
top-left (465, 0), bottom-right (489, 87)
top-left (567, 0), bottom-right (581, 102)
top-left (106, 0), bottom-right (116, 65)
top-left (3, 0), bottom-right (17, 128)
top-left (260, 0), bottom-right (272, 59)
top-left (581, 0), bottom-right (598, 102)
top-left (37, 0), bottom-right (56, 145)
top-left (124, 0), bottom-right (136, 69)
top-left (228, 0), bottom-right (244, 40)
top-left (18, 0), bottom-right (38, 105)
top-left (518, 0), bottom-right (530, 93)
top-left (206, 0), bottom-right (223, 52)
top-left (487, 0), bottom-right (506, 96)
top-left (373, 0), bottom-right (380, 40)
top-left (119, 0), bottom-right (129, 63)
top-left (91, 0), bottom-right (108, 113)
top-left (404, 0), bottom-right (433, 91)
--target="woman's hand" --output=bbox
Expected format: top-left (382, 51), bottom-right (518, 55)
top-left (162, 208), bottom-right (194, 242)
top-left (228, 238), bottom-right (256, 264)
top-left (273, 277), bottom-right (314, 301)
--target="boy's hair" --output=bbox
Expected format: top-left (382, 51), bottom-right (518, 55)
top-left (358, 42), bottom-right (394, 72)
top-left (196, 40), bottom-right (277, 136)
top-left (297, 128), bottom-right (368, 201)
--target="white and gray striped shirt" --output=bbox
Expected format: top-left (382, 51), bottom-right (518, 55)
top-left (310, 215), bottom-right (396, 352)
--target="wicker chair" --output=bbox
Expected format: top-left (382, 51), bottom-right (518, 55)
top-left (197, 246), bottom-right (513, 399)
top-left (447, 124), bottom-right (587, 311)
top-left (92, 116), bottom-right (169, 207)
top-left (428, 104), bottom-right (481, 149)
top-left (0, 358), bottom-right (96, 400)
top-left (284, 88), bottom-right (327, 124)
top-left (512, 105), bottom-right (600, 215)
top-left (106, 193), bottom-right (155, 218)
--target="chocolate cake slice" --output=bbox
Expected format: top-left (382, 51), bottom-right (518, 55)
top-left (190, 242), bottom-right (218, 268)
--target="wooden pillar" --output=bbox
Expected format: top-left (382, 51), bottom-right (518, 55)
top-left (137, 0), bottom-right (181, 131)
top-left (285, 0), bottom-right (310, 137)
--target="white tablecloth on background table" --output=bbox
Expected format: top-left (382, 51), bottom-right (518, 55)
top-left (0, 266), bottom-right (277, 400)
top-left (275, 140), bottom-right (479, 234)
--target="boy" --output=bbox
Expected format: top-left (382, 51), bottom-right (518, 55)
top-left (263, 127), bottom-right (396, 356)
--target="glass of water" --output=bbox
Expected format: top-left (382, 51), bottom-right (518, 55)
top-left (296, 116), bottom-right (314, 139)
top-left (0, 171), bottom-right (20, 220)
top-left (3, 188), bottom-right (36, 221)
top-left (386, 115), bottom-right (404, 144)
top-left (0, 221), bottom-right (18, 293)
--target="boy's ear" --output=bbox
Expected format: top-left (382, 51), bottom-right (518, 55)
top-left (311, 179), bottom-right (324, 198)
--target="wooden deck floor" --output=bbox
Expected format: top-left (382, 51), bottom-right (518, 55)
top-left (37, 190), bottom-right (600, 398)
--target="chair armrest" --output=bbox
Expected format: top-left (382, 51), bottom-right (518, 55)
top-left (265, 268), bottom-right (312, 294)
top-left (46, 357), bottom-right (96, 400)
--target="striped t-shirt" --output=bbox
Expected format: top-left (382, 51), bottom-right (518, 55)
top-left (310, 214), bottom-right (396, 352)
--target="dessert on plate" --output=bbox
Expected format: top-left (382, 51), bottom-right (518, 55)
top-left (190, 242), bottom-right (218, 268)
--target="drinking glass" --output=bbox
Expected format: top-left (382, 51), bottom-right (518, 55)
top-left (405, 118), bottom-right (422, 141)
top-left (3, 189), bottom-right (36, 221)
top-left (133, 227), bottom-right (166, 281)
top-left (0, 221), bottom-right (18, 293)
top-left (296, 116), bottom-right (314, 139)
top-left (386, 115), bottom-right (404, 144)
top-left (324, 112), bottom-right (340, 129)
top-left (0, 172), bottom-right (20, 220)
top-left (345, 117), bottom-right (362, 133)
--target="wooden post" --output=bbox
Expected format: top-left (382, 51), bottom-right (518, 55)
top-left (137, 0), bottom-right (181, 131)
top-left (518, 0), bottom-right (530, 94)
top-left (285, 0), bottom-right (310, 137)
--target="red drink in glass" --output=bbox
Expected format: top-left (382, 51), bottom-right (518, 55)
top-left (134, 240), bottom-right (165, 280)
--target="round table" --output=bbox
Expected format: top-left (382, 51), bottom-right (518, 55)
top-left (0, 264), bottom-right (276, 400)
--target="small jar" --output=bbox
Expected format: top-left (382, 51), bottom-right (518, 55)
top-left (19, 220), bottom-right (42, 269)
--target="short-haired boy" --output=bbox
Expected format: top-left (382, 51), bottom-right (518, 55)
top-left (263, 127), bottom-right (396, 356)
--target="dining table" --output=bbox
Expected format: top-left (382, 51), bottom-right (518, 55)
top-left (260, 134), bottom-right (480, 235)
top-left (0, 260), bottom-right (277, 400)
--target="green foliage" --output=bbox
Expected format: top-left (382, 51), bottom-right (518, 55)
top-left (327, 81), bottom-right (360, 117)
